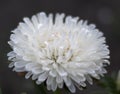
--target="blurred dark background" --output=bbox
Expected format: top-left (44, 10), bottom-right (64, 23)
top-left (0, 0), bottom-right (120, 94)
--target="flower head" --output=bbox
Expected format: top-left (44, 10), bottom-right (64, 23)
top-left (8, 12), bottom-right (110, 93)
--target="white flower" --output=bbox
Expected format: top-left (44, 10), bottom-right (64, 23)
top-left (7, 12), bottom-right (110, 93)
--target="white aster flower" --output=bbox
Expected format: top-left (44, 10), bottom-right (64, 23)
top-left (7, 12), bottom-right (110, 93)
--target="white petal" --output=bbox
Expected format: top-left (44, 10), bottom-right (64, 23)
top-left (38, 72), bottom-right (48, 82)
top-left (14, 61), bottom-right (26, 68)
top-left (25, 63), bottom-right (38, 71)
top-left (23, 17), bottom-right (35, 32)
top-left (56, 74), bottom-right (63, 84)
top-left (67, 83), bottom-right (76, 93)
top-left (51, 78), bottom-right (57, 91)
top-left (57, 67), bottom-right (67, 77)
top-left (32, 67), bottom-right (44, 75)
top-left (7, 51), bottom-right (16, 57)
top-left (37, 12), bottom-right (47, 26)
top-left (47, 84), bottom-right (51, 90)
top-left (55, 13), bottom-right (65, 26)
top-left (58, 82), bottom-right (63, 89)
top-left (25, 72), bottom-right (32, 79)
top-left (32, 74), bottom-right (39, 80)
top-left (77, 73), bottom-right (86, 82)
top-left (8, 62), bottom-right (15, 68)
top-left (49, 69), bottom-right (57, 77)
top-left (31, 15), bottom-right (39, 30)
top-left (79, 82), bottom-right (86, 87)
top-left (70, 75), bottom-right (81, 84)
top-left (46, 76), bottom-right (54, 85)
top-left (85, 75), bottom-right (93, 85)
top-left (13, 67), bottom-right (25, 72)
top-left (36, 80), bottom-right (42, 85)
top-left (63, 76), bottom-right (72, 87)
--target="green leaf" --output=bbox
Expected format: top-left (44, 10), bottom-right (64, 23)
top-left (98, 74), bottom-right (119, 94)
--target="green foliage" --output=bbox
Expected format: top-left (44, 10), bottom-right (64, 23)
top-left (98, 72), bottom-right (120, 94)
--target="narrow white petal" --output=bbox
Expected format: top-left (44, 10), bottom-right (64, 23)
top-left (46, 76), bottom-right (54, 85)
top-left (25, 63), bottom-right (38, 71)
top-left (57, 67), bottom-right (67, 77)
top-left (47, 84), bottom-right (51, 90)
top-left (25, 72), bottom-right (32, 79)
top-left (85, 75), bottom-right (93, 85)
top-left (67, 83), bottom-right (76, 93)
top-left (14, 61), bottom-right (26, 68)
top-left (49, 69), bottom-right (57, 77)
top-left (63, 76), bottom-right (72, 87)
top-left (13, 67), bottom-right (25, 72)
top-left (51, 78), bottom-right (57, 91)
top-left (38, 72), bottom-right (48, 82)
top-left (79, 82), bottom-right (86, 87)
top-left (8, 62), bottom-right (14, 68)
top-left (58, 82), bottom-right (63, 89)
top-left (32, 74), bottom-right (39, 80)
top-left (56, 74), bottom-right (63, 84)
top-left (23, 17), bottom-right (35, 32)
top-left (36, 80), bottom-right (42, 85)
